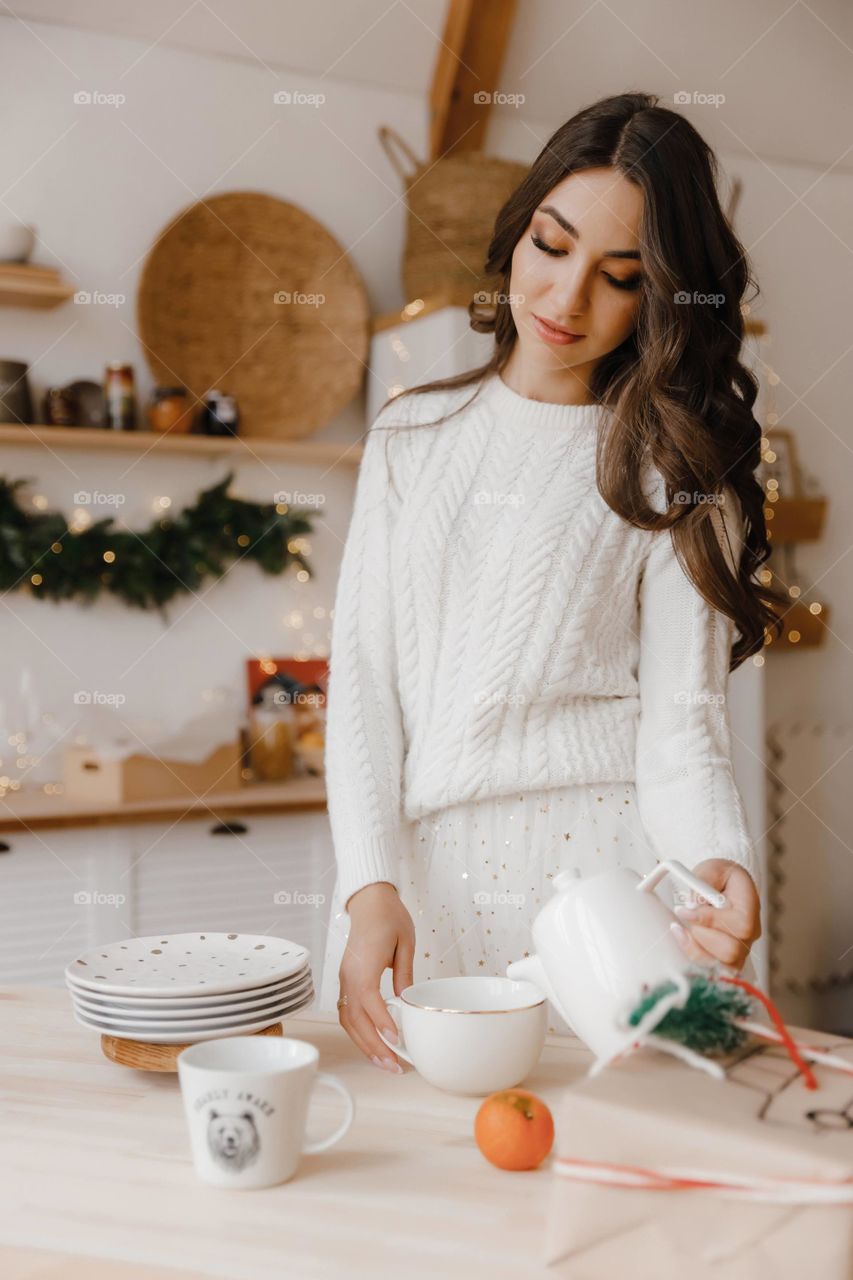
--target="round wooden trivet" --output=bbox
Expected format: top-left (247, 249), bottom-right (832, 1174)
top-left (100, 1020), bottom-right (284, 1072)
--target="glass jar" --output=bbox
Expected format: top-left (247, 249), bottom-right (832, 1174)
top-left (148, 386), bottom-right (193, 434)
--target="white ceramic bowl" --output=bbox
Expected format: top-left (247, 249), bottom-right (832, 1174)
top-left (378, 976), bottom-right (547, 1095)
top-left (0, 223), bottom-right (35, 262)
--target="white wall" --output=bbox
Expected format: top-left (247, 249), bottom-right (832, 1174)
top-left (0, 16), bottom-right (428, 751)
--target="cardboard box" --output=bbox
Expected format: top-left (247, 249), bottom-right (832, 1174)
top-left (546, 1025), bottom-right (853, 1278)
top-left (63, 739), bottom-right (242, 806)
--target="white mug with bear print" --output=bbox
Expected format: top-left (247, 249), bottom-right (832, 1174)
top-left (177, 1036), bottom-right (355, 1189)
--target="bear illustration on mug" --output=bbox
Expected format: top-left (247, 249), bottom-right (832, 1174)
top-left (207, 1109), bottom-right (261, 1171)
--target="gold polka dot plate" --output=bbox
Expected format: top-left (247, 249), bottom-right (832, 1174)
top-left (65, 932), bottom-right (310, 999)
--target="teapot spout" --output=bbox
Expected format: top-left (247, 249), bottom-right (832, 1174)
top-left (507, 954), bottom-right (577, 1033)
top-left (506, 954), bottom-right (557, 1008)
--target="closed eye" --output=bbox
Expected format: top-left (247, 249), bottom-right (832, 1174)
top-left (531, 233), bottom-right (565, 257)
top-left (530, 233), bottom-right (643, 292)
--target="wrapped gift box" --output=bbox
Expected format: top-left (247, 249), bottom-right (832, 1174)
top-left (546, 1025), bottom-right (853, 1278)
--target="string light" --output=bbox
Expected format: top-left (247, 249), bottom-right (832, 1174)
top-left (752, 324), bottom-right (827, 651)
top-left (390, 333), bottom-right (411, 363)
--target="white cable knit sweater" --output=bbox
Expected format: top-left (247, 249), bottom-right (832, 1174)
top-left (324, 369), bottom-right (759, 910)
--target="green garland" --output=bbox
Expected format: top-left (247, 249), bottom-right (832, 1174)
top-left (0, 471), bottom-right (316, 611)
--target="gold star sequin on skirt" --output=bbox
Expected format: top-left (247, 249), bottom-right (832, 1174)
top-left (318, 781), bottom-right (666, 1036)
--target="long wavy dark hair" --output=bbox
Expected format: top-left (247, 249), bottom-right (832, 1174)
top-left (372, 91), bottom-right (786, 670)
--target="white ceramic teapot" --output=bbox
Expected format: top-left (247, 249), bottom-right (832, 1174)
top-left (505, 860), bottom-right (727, 1066)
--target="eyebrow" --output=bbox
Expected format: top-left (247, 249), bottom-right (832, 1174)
top-left (537, 204), bottom-right (641, 261)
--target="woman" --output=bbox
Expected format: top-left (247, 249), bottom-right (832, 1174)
top-left (318, 92), bottom-right (784, 1071)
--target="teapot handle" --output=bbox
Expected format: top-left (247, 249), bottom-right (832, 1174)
top-left (636, 859), bottom-right (727, 909)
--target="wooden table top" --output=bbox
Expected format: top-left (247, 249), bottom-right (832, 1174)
top-left (0, 986), bottom-right (593, 1280)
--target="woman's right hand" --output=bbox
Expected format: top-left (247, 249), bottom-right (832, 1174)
top-left (337, 881), bottom-right (415, 1073)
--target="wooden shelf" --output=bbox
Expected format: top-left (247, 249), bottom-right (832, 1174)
top-left (0, 423), bottom-right (363, 467)
top-left (0, 775), bottom-right (327, 832)
top-left (372, 289), bottom-right (470, 334)
top-left (0, 265), bottom-right (75, 309)
top-left (766, 599), bottom-right (830, 649)
top-left (765, 496), bottom-right (827, 543)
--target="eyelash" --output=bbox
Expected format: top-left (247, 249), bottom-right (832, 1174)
top-left (530, 233), bottom-right (642, 292)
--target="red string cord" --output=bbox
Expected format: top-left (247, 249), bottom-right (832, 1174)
top-left (716, 971), bottom-right (819, 1090)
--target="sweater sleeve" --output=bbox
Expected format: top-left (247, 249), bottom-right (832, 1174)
top-left (634, 488), bottom-right (761, 890)
top-left (323, 412), bottom-right (407, 912)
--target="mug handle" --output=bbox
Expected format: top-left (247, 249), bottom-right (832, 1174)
top-left (302, 1072), bottom-right (355, 1155)
top-left (376, 996), bottom-right (415, 1065)
top-left (637, 858), bottom-right (727, 910)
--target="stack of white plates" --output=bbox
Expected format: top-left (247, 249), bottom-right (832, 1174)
top-left (65, 932), bottom-right (313, 1043)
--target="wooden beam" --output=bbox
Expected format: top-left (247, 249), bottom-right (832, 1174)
top-left (429, 0), bottom-right (518, 160)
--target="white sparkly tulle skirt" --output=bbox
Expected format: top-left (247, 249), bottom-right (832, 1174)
top-left (318, 780), bottom-right (674, 1036)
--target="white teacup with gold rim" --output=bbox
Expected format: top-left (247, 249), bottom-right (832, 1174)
top-left (376, 976), bottom-right (547, 1095)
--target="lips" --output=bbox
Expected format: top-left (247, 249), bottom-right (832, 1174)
top-left (535, 315), bottom-right (583, 337)
top-left (532, 314), bottom-right (585, 346)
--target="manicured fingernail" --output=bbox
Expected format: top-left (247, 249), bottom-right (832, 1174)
top-left (674, 905), bottom-right (699, 920)
top-left (371, 1054), bottom-right (401, 1074)
top-left (670, 921), bottom-right (690, 945)
top-left (383, 1026), bottom-right (399, 1045)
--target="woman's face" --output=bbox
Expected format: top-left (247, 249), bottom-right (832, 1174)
top-left (508, 167), bottom-right (645, 386)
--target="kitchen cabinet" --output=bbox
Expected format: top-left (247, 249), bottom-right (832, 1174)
top-left (0, 813), bottom-right (335, 985)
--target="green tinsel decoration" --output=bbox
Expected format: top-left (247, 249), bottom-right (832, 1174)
top-left (627, 970), bottom-right (755, 1055)
top-left (0, 470), bottom-right (317, 613)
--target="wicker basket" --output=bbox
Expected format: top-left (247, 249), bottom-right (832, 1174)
top-left (378, 126), bottom-right (527, 305)
top-left (137, 191), bottom-right (369, 439)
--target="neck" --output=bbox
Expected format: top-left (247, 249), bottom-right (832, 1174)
top-left (501, 346), bottom-right (594, 406)
top-left (478, 370), bottom-right (604, 433)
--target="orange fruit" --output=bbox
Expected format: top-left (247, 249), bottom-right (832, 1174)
top-left (474, 1088), bottom-right (554, 1171)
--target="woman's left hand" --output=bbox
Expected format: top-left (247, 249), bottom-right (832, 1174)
top-left (670, 858), bottom-right (761, 972)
